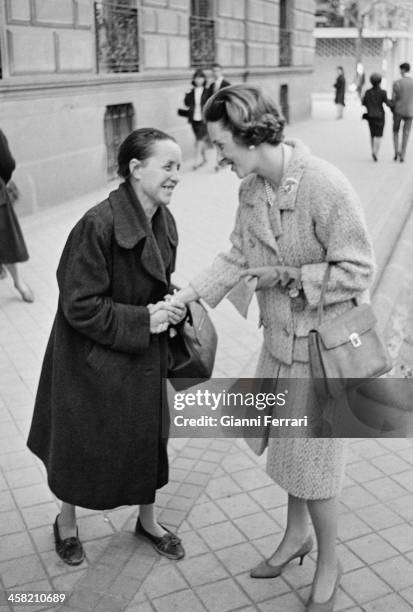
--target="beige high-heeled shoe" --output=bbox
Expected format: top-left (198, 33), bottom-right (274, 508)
top-left (14, 282), bottom-right (35, 303)
top-left (250, 535), bottom-right (314, 579)
top-left (306, 561), bottom-right (342, 612)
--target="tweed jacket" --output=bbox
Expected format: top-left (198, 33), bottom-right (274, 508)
top-left (392, 75), bottom-right (413, 118)
top-left (190, 139), bottom-right (375, 365)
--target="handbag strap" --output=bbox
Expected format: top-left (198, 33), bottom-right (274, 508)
top-left (317, 265), bottom-right (331, 325)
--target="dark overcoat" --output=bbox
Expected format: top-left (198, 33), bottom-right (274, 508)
top-left (334, 74), bottom-right (346, 105)
top-left (27, 182), bottom-right (178, 510)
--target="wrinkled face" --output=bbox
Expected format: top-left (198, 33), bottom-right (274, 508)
top-left (132, 140), bottom-right (181, 206)
top-left (208, 121), bottom-right (256, 179)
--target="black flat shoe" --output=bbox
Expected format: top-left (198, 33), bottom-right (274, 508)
top-left (135, 518), bottom-right (185, 560)
top-left (53, 515), bottom-right (85, 566)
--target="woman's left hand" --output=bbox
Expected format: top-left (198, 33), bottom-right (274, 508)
top-left (240, 266), bottom-right (301, 290)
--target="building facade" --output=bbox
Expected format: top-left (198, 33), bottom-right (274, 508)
top-left (0, 0), bottom-right (315, 213)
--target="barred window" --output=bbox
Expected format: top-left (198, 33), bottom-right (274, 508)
top-left (94, 1), bottom-right (139, 73)
top-left (316, 38), bottom-right (383, 58)
top-left (190, 0), bottom-right (215, 67)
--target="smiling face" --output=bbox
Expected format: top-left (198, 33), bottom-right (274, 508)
top-left (131, 139), bottom-right (181, 207)
top-left (208, 121), bottom-right (256, 178)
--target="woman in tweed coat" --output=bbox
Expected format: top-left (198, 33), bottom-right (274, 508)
top-left (172, 86), bottom-right (374, 611)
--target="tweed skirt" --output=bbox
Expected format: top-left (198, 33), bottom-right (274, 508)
top-left (254, 343), bottom-right (348, 500)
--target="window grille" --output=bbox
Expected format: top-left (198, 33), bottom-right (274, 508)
top-left (190, 0), bottom-right (215, 67)
top-left (94, 1), bottom-right (139, 73)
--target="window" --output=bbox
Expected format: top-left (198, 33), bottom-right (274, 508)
top-left (279, 0), bottom-right (291, 67)
top-left (94, 1), bottom-right (139, 73)
top-left (104, 104), bottom-right (135, 179)
top-left (190, 0), bottom-right (215, 67)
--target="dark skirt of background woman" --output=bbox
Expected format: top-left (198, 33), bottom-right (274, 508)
top-left (0, 129), bottom-right (29, 264)
top-left (362, 87), bottom-right (391, 138)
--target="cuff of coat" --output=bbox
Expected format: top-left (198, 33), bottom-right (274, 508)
top-left (189, 274), bottom-right (226, 308)
top-left (111, 304), bottom-right (150, 353)
top-left (301, 262), bottom-right (328, 309)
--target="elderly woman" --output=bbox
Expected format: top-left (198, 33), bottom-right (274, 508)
top-left (27, 128), bottom-right (187, 565)
top-left (173, 85), bottom-right (374, 611)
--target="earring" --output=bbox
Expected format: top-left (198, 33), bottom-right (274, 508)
top-left (249, 145), bottom-right (255, 150)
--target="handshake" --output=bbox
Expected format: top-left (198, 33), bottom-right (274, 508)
top-left (147, 295), bottom-right (187, 334)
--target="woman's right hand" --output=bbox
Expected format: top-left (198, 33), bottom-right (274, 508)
top-left (148, 301), bottom-right (187, 333)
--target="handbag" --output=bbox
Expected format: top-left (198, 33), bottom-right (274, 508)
top-left (362, 112), bottom-right (369, 120)
top-left (308, 266), bottom-right (392, 400)
top-left (168, 299), bottom-right (217, 391)
top-left (177, 108), bottom-right (190, 118)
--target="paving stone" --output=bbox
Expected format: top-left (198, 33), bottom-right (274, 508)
top-left (177, 483), bottom-right (203, 499)
top-left (249, 484), bottom-right (286, 510)
top-left (184, 471), bottom-right (210, 486)
top-left (363, 593), bottom-right (413, 612)
top-left (347, 533), bottom-right (399, 565)
top-left (205, 475), bottom-right (243, 499)
top-left (64, 587), bottom-right (103, 610)
top-left (258, 591), bottom-right (305, 611)
top-left (21, 501), bottom-right (60, 529)
top-left (340, 567), bottom-right (392, 604)
top-left (337, 511), bottom-right (372, 541)
top-left (341, 484), bottom-right (379, 510)
top-left (279, 554), bottom-right (317, 590)
top-left (77, 514), bottom-right (115, 540)
top-left (372, 556), bottom-right (413, 591)
top-left (175, 530), bottom-right (209, 558)
top-left (363, 476), bottom-right (410, 501)
top-left (336, 543), bottom-right (365, 573)
top-left (386, 494), bottom-right (413, 522)
top-left (0, 508), bottom-right (25, 535)
top-left (166, 494), bottom-right (193, 512)
top-left (52, 569), bottom-right (88, 593)
top-left (158, 508), bottom-right (187, 527)
top-left (152, 589), bottom-right (206, 612)
top-left (0, 554), bottom-right (47, 588)
top-left (108, 573), bottom-right (141, 599)
top-left (0, 450), bottom-right (35, 472)
top-left (222, 454), bottom-right (259, 474)
top-left (0, 489), bottom-right (15, 512)
top-left (380, 523), bottom-right (413, 553)
top-left (30, 524), bottom-right (55, 553)
top-left (216, 542), bottom-right (264, 576)
top-left (216, 492), bottom-right (261, 519)
top-left (12, 483), bottom-right (55, 508)
top-left (126, 602), bottom-right (153, 612)
top-left (350, 440), bottom-right (388, 460)
top-left (196, 577), bottom-right (250, 612)
top-left (232, 468), bottom-right (274, 491)
top-left (178, 552), bottom-right (229, 586)
top-left (355, 503), bottom-right (404, 531)
top-left (371, 452), bottom-right (412, 475)
top-left (0, 531), bottom-right (35, 562)
top-left (40, 550), bottom-right (89, 577)
top-left (236, 571), bottom-right (290, 602)
top-left (234, 512), bottom-right (278, 540)
top-left (142, 564), bottom-right (188, 599)
top-left (198, 521), bottom-right (246, 551)
top-left (5, 466), bottom-right (44, 488)
top-left (345, 460), bottom-right (384, 483)
top-left (392, 470), bottom-right (413, 493)
top-left (94, 595), bottom-right (127, 611)
top-left (187, 501), bottom-right (227, 528)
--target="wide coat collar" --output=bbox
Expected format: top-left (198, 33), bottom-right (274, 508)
top-left (109, 181), bottom-right (178, 286)
top-left (245, 138), bottom-right (310, 254)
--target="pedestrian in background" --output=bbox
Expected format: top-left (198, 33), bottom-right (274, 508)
top-left (184, 69), bottom-right (210, 169)
top-left (355, 62), bottom-right (365, 100)
top-left (391, 62), bottom-right (413, 162)
top-left (334, 66), bottom-right (346, 119)
top-left (27, 128), bottom-right (186, 566)
top-left (0, 129), bottom-right (34, 303)
top-left (362, 72), bottom-right (392, 161)
top-left (172, 85), bottom-right (375, 612)
top-left (207, 62), bottom-right (231, 97)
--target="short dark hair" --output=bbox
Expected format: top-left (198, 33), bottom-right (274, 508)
top-left (192, 69), bottom-right (207, 87)
top-left (117, 128), bottom-right (176, 179)
top-left (370, 72), bottom-right (382, 87)
top-left (400, 62), bottom-right (410, 73)
top-left (203, 84), bottom-right (285, 147)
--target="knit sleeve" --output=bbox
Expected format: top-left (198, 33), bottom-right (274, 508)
top-left (301, 163), bottom-right (375, 309)
top-left (190, 201), bottom-right (248, 308)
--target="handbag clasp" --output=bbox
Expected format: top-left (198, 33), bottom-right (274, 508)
top-left (349, 332), bottom-right (362, 348)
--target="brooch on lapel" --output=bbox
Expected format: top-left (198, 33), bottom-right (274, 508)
top-left (281, 177), bottom-right (298, 194)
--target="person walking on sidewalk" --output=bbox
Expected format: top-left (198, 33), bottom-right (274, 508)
top-left (333, 66), bottom-right (346, 119)
top-left (184, 69), bottom-right (210, 170)
top-left (27, 128), bottom-right (186, 566)
top-left (0, 129), bottom-right (34, 302)
top-left (391, 62), bottom-right (413, 162)
top-left (172, 85), bottom-right (375, 612)
top-left (362, 73), bottom-right (392, 161)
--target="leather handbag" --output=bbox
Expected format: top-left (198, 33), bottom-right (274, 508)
top-left (177, 108), bottom-right (189, 118)
top-left (308, 266), bottom-right (392, 400)
top-left (168, 299), bottom-right (218, 391)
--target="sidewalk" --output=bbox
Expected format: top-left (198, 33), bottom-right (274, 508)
top-left (0, 97), bottom-right (413, 612)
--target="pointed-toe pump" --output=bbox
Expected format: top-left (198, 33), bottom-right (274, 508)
top-left (250, 536), bottom-right (314, 579)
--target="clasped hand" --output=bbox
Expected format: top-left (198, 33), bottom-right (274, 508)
top-left (148, 299), bottom-right (187, 334)
top-left (240, 265), bottom-right (301, 290)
